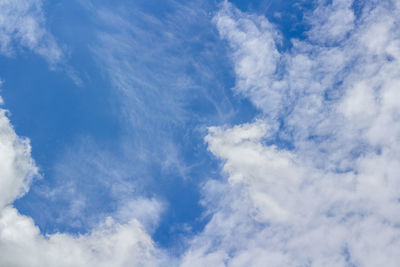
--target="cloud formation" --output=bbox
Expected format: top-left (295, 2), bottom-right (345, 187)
top-left (2, 0), bottom-right (400, 266)
top-left (180, 1), bottom-right (400, 266)
top-left (0, 206), bottom-right (167, 266)
top-left (0, 106), bottom-right (37, 209)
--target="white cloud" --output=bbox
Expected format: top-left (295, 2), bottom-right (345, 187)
top-left (0, 108), bottom-right (38, 209)
top-left (306, 0), bottom-right (355, 44)
top-left (214, 0), bottom-right (400, 170)
top-left (0, 0), bottom-right (63, 65)
top-left (180, 1), bottom-right (400, 266)
top-left (181, 121), bottom-right (400, 266)
top-left (213, 2), bottom-right (283, 127)
top-left (0, 206), bottom-right (167, 267)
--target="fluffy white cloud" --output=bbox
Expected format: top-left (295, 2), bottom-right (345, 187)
top-left (181, 121), bottom-right (400, 266)
top-left (0, 107), bottom-right (38, 209)
top-left (0, 0), bottom-right (63, 64)
top-left (0, 206), bottom-right (167, 267)
top-left (213, 3), bottom-right (282, 125)
top-left (214, 0), bottom-right (400, 170)
top-left (180, 1), bottom-right (400, 266)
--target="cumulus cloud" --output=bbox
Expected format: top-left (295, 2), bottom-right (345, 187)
top-left (0, 206), bottom-right (167, 267)
top-left (213, 0), bottom-right (400, 171)
top-left (0, 107), bottom-right (38, 209)
top-left (213, 3), bottom-right (282, 125)
top-left (0, 0), bottom-right (63, 65)
top-left (180, 0), bottom-right (400, 266)
top-left (182, 121), bottom-right (400, 266)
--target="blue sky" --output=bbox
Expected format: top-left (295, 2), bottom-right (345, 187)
top-left (3, 0), bottom-right (302, 245)
top-left (5, 0), bottom-right (263, 247)
top-left (1, 0), bottom-right (400, 266)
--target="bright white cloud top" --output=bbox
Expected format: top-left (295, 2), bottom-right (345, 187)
top-left (1, 0), bottom-right (400, 266)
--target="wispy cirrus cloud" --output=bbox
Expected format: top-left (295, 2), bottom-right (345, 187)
top-left (0, 0), bottom-right (63, 65)
top-left (0, 84), bottom-right (168, 266)
top-left (36, 0), bottom-right (243, 239)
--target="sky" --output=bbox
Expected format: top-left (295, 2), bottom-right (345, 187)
top-left (1, 0), bottom-right (400, 266)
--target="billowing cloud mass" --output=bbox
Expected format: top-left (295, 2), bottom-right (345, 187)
top-left (0, 106), bottom-right (37, 209)
top-left (180, 1), bottom-right (400, 266)
top-left (0, 206), bottom-right (166, 266)
top-left (2, 0), bottom-right (400, 266)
